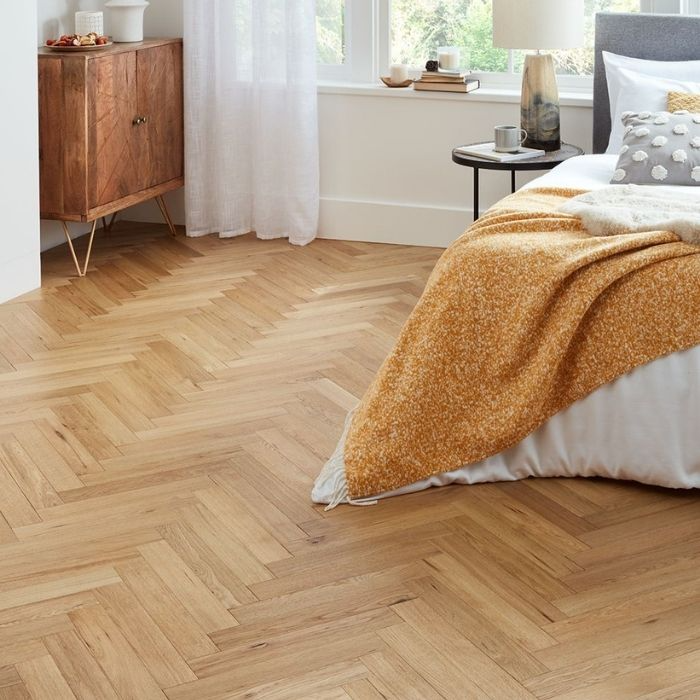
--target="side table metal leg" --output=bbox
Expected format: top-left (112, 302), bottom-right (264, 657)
top-left (473, 168), bottom-right (480, 221)
top-left (511, 169), bottom-right (516, 193)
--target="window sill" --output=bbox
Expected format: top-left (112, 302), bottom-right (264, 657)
top-left (318, 81), bottom-right (592, 108)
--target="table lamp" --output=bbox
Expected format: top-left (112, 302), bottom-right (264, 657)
top-left (493, 0), bottom-right (583, 151)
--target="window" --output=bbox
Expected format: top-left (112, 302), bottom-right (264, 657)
top-left (391, 0), bottom-right (508, 73)
top-left (317, 0), bottom-right (346, 67)
top-left (391, 0), bottom-right (639, 77)
top-left (317, 1), bottom-right (700, 85)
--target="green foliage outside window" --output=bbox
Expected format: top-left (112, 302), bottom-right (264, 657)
top-left (391, 0), bottom-right (640, 74)
top-left (317, 0), bottom-right (345, 65)
top-left (316, 0), bottom-right (641, 75)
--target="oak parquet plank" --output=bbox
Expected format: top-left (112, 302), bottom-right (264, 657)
top-left (359, 649), bottom-right (443, 700)
top-left (0, 685), bottom-right (31, 700)
top-left (92, 584), bottom-right (196, 687)
top-left (34, 416), bottom-right (102, 477)
top-left (0, 438), bottom-right (62, 511)
top-left (212, 563), bottom-right (425, 648)
top-left (217, 661), bottom-right (367, 700)
top-left (0, 568), bottom-right (119, 614)
top-left (9, 424), bottom-right (83, 493)
top-left (389, 597), bottom-right (536, 699)
top-left (194, 486), bottom-right (291, 565)
top-left (178, 503), bottom-right (273, 586)
top-left (169, 610), bottom-right (392, 700)
top-left (0, 668), bottom-right (20, 690)
top-left (137, 541), bottom-right (238, 633)
top-left (0, 461), bottom-right (40, 529)
top-left (69, 604), bottom-right (167, 699)
top-left (44, 630), bottom-right (120, 700)
top-left (115, 557), bottom-right (218, 660)
top-left (156, 521), bottom-right (257, 609)
top-left (16, 655), bottom-right (77, 700)
top-left (0, 227), bottom-right (694, 698)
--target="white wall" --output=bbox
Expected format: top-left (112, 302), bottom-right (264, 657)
top-left (2, 3), bottom-right (41, 303)
top-left (37, 0), bottom-right (594, 251)
top-left (315, 90), bottom-right (592, 247)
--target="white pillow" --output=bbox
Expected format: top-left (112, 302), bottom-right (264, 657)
top-left (606, 67), bottom-right (700, 154)
top-left (603, 51), bottom-right (700, 153)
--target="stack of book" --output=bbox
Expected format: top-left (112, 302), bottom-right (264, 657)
top-left (413, 71), bottom-right (480, 94)
top-left (454, 142), bottom-right (545, 162)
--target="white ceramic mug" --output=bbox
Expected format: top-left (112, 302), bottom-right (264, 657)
top-left (494, 125), bottom-right (527, 153)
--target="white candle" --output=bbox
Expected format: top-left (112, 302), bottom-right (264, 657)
top-left (390, 63), bottom-right (409, 83)
top-left (438, 47), bottom-right (460, 71)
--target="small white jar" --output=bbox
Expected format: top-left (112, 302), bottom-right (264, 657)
top-left (105, 0), bottom-right (150, 43)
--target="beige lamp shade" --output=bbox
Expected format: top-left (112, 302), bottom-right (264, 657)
top-left (493, 0), bottom-right (584, 50)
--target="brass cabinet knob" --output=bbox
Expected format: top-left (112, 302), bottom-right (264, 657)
top-left (132, 116), bottom-right (148, 125)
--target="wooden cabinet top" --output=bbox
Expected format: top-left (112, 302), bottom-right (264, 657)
top-left (38, 37), bottom-right (182, 60)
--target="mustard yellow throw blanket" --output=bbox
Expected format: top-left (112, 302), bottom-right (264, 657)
top-left (316, 188), bottom-right (700, 506)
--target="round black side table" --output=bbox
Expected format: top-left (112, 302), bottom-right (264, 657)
top-left (452, 143), bottom-right (585, 221)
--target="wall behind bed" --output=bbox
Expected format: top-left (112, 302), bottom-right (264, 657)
top-left (37, 0), bottom-right (593, 250)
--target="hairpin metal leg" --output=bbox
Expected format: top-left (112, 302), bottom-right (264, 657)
top-left (155, 195), bottom-right (178, 236)
top-left (101, 212), bottom-right (118, 234)
top-left (61, 219), bottom-right (98, 277)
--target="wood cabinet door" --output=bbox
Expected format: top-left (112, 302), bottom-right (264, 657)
top-left (136, 43), bottom-right (184, 190)
top-left (88, 52), bottom-right (142, 209)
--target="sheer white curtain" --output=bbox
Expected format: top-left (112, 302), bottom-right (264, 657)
top-left (183, 0), bottom-right (319, 245)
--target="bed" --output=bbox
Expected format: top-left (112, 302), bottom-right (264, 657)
top-left (313, 12), bottom-right (700, 506)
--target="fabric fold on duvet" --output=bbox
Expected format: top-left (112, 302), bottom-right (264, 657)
top-left (314, 187), bottom-right (700, 505)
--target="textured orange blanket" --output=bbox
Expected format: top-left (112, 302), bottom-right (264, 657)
top-left (321, 187), bottom-right (700, 504)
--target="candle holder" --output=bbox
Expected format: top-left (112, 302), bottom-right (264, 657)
top-left (380, 77), bottom-right (413, 88)
top-left (437, 46), bottom-right (460, 72)
top-left (75, 11), bottom-right (104, 36)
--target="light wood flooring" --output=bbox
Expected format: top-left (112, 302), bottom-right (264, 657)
top-left (0, 221), bottom-right (698, 699)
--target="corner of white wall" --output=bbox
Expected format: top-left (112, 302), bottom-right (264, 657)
top-left (2, 2), bottom-right (41, 303)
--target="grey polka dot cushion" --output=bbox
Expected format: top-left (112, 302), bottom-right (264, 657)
top-left (611, 110), bottom-right (700, 185)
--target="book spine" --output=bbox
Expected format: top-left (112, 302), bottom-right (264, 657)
top-left (414, 83), bottom-right (468, 92)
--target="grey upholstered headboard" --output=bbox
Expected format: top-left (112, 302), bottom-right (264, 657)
top-left (593, 12), bottom-right (700, 153)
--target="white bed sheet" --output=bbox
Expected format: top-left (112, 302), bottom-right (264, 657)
top-left (522, 153), bottom-right (700, 199)
top-left (312, 155), bottom-right (700, 504)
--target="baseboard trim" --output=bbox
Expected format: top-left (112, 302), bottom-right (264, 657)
top-left (318, 197), bottom-right (471, 248)
top-left (113, 196), bottom-right (474, 249)
top-left (0, 250), bottom-right (41, 304)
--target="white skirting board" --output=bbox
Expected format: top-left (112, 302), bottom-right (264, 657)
top-left (118, 195), bottom-right (472, 249)
top-left (318, 197), bottom-right (471, 248)
top-left (0, 251), bottom-right (41, 304)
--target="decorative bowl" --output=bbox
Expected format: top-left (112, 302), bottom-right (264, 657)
top-left (380, 77), bottom-right (414, 88)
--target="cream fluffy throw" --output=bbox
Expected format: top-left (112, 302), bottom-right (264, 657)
top-left (559, 185), bottom-right (700, 243)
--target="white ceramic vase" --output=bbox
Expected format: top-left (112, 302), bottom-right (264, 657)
top-left (105, 0), bottom-right (150, 43)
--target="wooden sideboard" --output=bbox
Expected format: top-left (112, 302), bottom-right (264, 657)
top-left (38, 38), bottom-right (184, 275)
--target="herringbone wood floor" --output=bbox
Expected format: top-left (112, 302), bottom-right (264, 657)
top-left (0, 221), bottom-right (698, 699)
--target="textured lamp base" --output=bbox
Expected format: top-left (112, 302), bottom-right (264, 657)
top-left (521, 53), bottom-right (561, 152)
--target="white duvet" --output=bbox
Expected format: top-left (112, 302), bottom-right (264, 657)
top-left (312, 155), bottom-right (700, 504)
